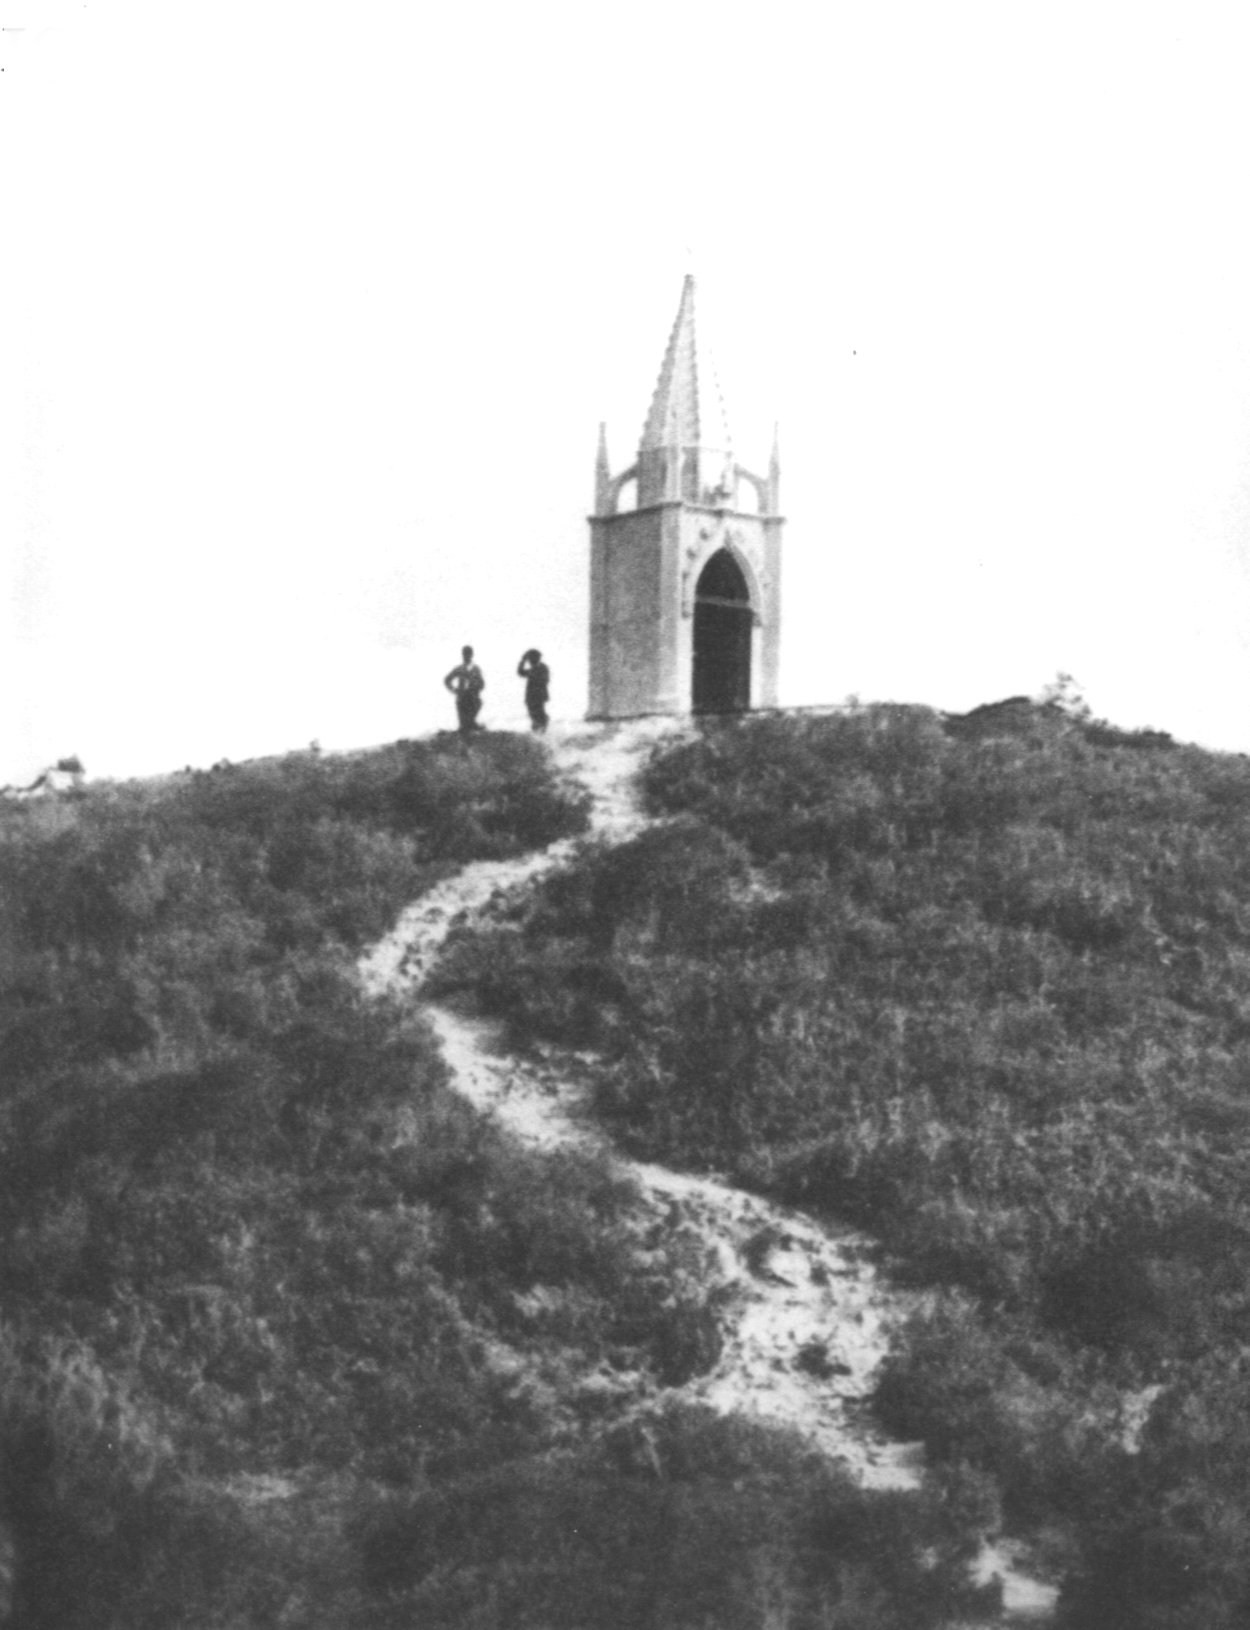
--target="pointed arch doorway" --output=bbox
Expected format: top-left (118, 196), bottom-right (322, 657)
top-left (692, 549), bottom-right (753, 713)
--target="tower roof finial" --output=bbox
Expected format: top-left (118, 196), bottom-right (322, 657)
top-left (594, 422), bottom-right (611, 514)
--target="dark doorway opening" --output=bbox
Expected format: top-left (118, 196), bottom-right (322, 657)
top-left (692, 549), bottom-right (753, 713)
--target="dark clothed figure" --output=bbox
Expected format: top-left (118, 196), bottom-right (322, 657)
top-left (444, 646), bottom-right (485, 736)
top-left (517, 649), bottom-right (550, 732)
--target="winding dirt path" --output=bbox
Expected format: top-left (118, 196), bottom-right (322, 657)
top-left (360, 719), bottom-right (1059, 1622)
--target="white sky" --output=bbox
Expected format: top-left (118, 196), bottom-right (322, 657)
top-left (3, 1), bottom-right (1250, 781)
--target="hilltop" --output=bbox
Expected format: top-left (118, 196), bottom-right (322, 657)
top-left (5, 701), bottom-right (1250, 1626)
top-left (0, 724), bottom-right (1002, 1630)
top-left (437, 699), bottom-right (1250, 1629)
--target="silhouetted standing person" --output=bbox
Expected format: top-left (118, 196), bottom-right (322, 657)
top-left (445, 646), bottom-right (485, 737)
top-left (517, 649), bottom-right (550, 732)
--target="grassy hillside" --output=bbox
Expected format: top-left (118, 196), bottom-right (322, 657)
top-left (437, 704), bottom-right (1250, 1628)
top-left (0, 732), bottom-right (982, 1630)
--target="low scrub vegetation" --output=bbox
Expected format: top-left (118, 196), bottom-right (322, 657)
top-left (0, 732), bottom-right (971, 1628)
top-left (437, 704), bottom-right (1250, 1626)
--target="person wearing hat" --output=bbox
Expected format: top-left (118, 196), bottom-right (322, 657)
top-left (517, 648), bottom-right (550, 732)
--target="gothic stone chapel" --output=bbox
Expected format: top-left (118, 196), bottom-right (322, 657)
top-left (588, 276), bottom-right (783, 718)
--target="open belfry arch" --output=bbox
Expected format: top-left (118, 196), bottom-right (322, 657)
top-left (588, 276), bottom-right (784, 718)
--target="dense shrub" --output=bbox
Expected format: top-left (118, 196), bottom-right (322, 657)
top-left (1059, 1355), bottom-right (1250, 1629)
top-left (442, 704), bottom-right (1250, 1623)
top-left (0, 736), bottom-right (616, 1626)
top-left (350, 1404), bottom-right (997, 1630)
top-left (0, 731), bottom-right (962, 1628)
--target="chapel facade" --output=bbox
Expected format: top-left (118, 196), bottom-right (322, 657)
top-left (587, 276), bottom-right (783, 719)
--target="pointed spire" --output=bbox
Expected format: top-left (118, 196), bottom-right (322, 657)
top-left (637, 276), bottom-right (735, 507)
top-left (768, 422), bottom-right (781, 512)
top-left (594, 422), bottom-right (611, 515)
top-left (640, 275), bottom-right (733, 457)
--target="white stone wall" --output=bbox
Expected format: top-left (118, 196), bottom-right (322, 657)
top-left (589, 498), bottom-right (782, 718)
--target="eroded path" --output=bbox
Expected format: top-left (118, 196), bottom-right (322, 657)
top-left (360, 720), bottom-right (1058, 1621)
